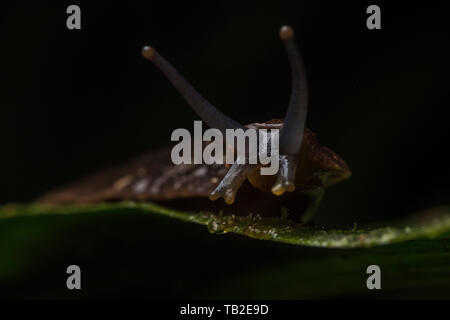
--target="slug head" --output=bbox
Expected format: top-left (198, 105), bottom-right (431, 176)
top-left (245, 122), bottom-right (351, 193)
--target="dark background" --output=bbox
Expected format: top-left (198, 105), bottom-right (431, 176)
top-left (0, 0), bottom-right (450, 299)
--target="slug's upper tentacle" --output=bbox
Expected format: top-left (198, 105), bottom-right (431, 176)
top-left (142, 46), bottom-right (244, 133)
top-left (278, 25), bottom-right (308, 156)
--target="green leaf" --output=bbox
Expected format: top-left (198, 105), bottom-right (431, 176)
top-left (0, 202), bottom-right (449, 298)
top-left (1, 202), bottom-right (449, 248)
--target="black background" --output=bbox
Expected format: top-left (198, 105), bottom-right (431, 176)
top-left (2, 1), bottom-right (449, 225)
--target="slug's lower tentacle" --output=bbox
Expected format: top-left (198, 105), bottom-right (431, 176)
top-left (209, 162), bottom-right (260, 204)
top-left (271, 154), bottom-right (299, 196)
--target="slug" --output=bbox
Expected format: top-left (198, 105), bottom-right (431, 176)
top-left (40, 25), bottom-right (351, 223)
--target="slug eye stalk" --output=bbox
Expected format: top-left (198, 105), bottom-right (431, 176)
top-left (278, 25), bottom-right (308, 156)
top-left (141, 46), bottom-right (244, 133)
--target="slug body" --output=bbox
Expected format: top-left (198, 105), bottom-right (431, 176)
top-left (40, 26), bottom-right (351, 222)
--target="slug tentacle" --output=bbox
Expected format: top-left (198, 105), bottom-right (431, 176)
top-left (278, 25), bottom-right (308, 156)
top-left (209, 162), bottom-right (260, 204)
top-left (265, 25), bottom-right (308, 197)
top-left (141, 46), bottom-right (244, 133)
top-left (271, 154), bottom-right (298, 196)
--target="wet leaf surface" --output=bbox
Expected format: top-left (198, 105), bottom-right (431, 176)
top-left (1, 202), bottom-right (449, 248)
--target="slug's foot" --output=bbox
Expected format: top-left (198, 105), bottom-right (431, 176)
top-left (271, 154), bottom-right (299, 196)
top-left (209, 162), bottom-right (260, 204)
